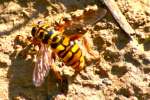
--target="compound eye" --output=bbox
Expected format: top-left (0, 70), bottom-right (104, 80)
top-left (31, 27), bottom-right (37, 37)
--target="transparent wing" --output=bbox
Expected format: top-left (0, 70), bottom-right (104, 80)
top-left (33, 43), bottom-right (52, 87)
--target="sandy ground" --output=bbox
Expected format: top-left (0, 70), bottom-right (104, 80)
top-left (0, 0), bottom-right (150, 100)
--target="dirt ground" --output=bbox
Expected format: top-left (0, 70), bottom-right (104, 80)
top-left (0, 0), bottom-right (150, 100)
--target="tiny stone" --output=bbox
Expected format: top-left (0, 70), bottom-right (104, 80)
top-left (102, 78), bottom-right (112, 85)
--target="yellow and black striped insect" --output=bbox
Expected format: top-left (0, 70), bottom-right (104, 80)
top-left (31, 17), bottom-right (99, 87)
top-left (31, 19), bottom-right (97, 86)
top-left (31, 20), bottom-right (99, 87)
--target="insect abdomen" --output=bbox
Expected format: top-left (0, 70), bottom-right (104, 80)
top-left (50, 35), bottom-right (85, 71)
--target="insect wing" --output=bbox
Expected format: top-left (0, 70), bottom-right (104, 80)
top-left (33, 43), bottom-right (51, 87)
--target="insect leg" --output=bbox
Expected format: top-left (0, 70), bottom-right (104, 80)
top-left (54, 16), bottom-right (72, 34)
top-left (51, 63), bottom-right (62, 81)
top-left (50, 54), bottom-right (69, 93)
top-left (50, 52), bottom-right (62, 81)
top-left (81, 32), bottom-right (99, 61)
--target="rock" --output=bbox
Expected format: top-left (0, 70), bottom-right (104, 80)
top-left (0, 0), bottom-right (149, 99)
top-left (0, 52), bottom-right (11, 67)
top-left (102, 78), bottom-right (112, 85)
top-left (6, 1), bottom-right (22, 13)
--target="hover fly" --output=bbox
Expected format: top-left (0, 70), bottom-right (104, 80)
top-left (31, 5), bottom-right (101, 87)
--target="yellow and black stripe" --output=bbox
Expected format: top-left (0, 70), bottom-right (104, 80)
top-left (31, 24), bottom-right (85, 71)
top-left (47, 32), bottom-right (84, 71)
